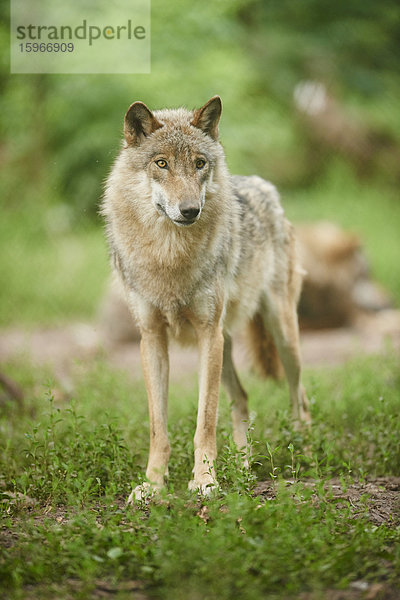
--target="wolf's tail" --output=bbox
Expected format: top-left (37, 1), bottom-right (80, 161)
top-left (245, 312), bottom-right (284, 380)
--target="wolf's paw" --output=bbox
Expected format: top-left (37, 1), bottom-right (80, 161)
top-left (297, 387), bottom-right (312, 429)
top-left (127, 482), bottom-right (160, 505)
top-left (236, 446), bottom-right (251, 469)
top-left (293, 416), bottom-right (312, 432)
top-left (188, 477), bottom-right (219, 496)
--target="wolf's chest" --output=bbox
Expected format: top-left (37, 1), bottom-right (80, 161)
top-left (135, 265), bottom-right (196, 310)
top-left (118, 243), bottom-right (202, 311)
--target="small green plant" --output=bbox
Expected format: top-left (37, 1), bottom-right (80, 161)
top-left (286, 442), bottom-right (301, 482)
top-left (265, 441), bottom-right (281, 487)
top-left (217, 433), bottom-right (257, 495)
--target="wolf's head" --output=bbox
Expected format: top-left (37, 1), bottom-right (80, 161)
top-left (122, 96), bottom-right (223, 227)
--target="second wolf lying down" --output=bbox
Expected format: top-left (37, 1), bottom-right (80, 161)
top-left (101, 95), bottom-right (310, 500)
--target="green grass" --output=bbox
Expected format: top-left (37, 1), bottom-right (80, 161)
top-left (0, 209), bottom-right (109, 327)
top-left (1, 353), bottom-right (399, 599)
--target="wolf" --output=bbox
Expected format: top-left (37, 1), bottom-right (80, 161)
top-left (101, 96), bottom-right (310, 501)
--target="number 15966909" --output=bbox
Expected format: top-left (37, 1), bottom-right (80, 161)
top-left (19, 42), bottom-right (74, 52)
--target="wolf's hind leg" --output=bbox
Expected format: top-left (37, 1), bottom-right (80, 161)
top-left (222, 334), bottom-right (250, 464)
top-left (263, 297), bottom-right (311, 426)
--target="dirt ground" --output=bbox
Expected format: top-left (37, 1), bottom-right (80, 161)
top-left (255, 476), bottom-right (400, 529)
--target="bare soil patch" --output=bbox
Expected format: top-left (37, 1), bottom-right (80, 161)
top-left (255, 476), bottom-right (400, 528)
top-left (1, 310), bottom-right (399, 392)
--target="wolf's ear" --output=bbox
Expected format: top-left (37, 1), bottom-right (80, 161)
top-left (191, 96), bottom-right (222, 140)
top-left (124, 102), bottom-right (163, 145)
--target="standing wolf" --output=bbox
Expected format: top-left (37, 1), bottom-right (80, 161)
top-left (101, 96), bottom-right (310, 501)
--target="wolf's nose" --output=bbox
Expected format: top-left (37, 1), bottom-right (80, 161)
top-left (179, 204), bottom-right (200, 221)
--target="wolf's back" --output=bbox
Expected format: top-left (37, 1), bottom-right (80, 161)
top-left (230, 175), bottom-right (284, 234)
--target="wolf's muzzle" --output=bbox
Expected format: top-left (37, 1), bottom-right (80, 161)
top-left (179, 201), bottom-right (201, 223)
top-left (156, 200), bottom-right (201, 227)
top-left (180, 205), bottom-right (200, 221)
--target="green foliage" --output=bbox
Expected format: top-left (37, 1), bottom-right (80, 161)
top-left (0, 208), bottom-right (109, 326)
top-left (1, 0), bottom-right (400, 217)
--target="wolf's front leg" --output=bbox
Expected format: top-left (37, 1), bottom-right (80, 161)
top-left (188, 324), bottom-right (224, 494)
top-left (128, 323), bottom-right (170, 503)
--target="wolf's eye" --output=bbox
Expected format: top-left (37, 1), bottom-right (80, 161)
top-left (196, 159), bottom-right (206, 170)
top-left (155, 159), bottom-right (168, 169)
